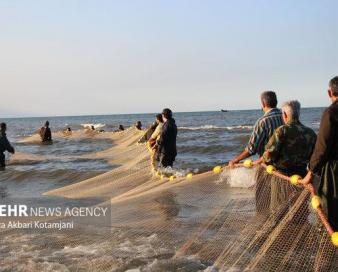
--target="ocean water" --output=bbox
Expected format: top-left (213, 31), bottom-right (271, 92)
top-left (3, 109), bottom-right (323, 164)
top-left (0, 108), bottom-right (323, 198)
top-left (0, 108), bottom-right (327, 271)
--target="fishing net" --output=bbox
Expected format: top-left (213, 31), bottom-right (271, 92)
top-left (1, 128), bottom-right (338, 271)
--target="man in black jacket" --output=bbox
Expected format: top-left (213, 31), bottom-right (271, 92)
top-left (157, 108), bottom-right (177, 167)
top-left (39, 121), bottom-right (52, 143)
top-left (301, 76), bottom-right (338, 230)
top-left (0, 123), bottom-right (15, 170)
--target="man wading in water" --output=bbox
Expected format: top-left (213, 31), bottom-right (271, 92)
top-left (0, 123), bottom-right (15, 171)
top-left (39, 121), bottom-right (52, 143)
top-left (156, 108), bottom-right (177, 168)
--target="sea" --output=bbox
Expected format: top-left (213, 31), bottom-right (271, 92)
top-left (0, 108), bottom-right (326, 271)
top-left (0, 108), bottom-right (324, 198)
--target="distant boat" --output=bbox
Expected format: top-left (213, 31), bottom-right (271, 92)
top-left (221, 109), bottom-right (228, 112)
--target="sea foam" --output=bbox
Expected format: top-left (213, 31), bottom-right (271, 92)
top-left (218, 167), bottom-right (256, 188)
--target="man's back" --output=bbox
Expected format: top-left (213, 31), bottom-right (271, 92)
top-left (40, 127), bottom-right (52, 142)
top-left (0, 132), bottom-right (14, 153)
top-left (264, 121), bottom-right (317, 176)
top-left (311, 101), bottom-right (338, 168)
top-left (158, 118), bottom-right (177, 156)
top-left (247, 108), bottom-right (283, 156)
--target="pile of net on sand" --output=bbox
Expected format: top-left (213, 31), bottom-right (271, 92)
top-left (1, 128), bottom-right (338, 272)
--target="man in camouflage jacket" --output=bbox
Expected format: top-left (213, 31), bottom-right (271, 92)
top-left (261, 100), bottom-right (317, 177)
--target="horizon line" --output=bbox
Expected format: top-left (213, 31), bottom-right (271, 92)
top-left (0, 106), bottom-right (326, 119)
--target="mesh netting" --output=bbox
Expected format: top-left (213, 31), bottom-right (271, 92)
top-left (1, 128), bottom-right (338, 271)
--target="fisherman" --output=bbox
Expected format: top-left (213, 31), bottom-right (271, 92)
top-left (256, 100), bottom-right (317, 176)
top-left (228, 91), bottom-right (282, 213)
top-left (156, 108), bottom-right (177, 167)
top-left (137, 118), bottom-right (159, 144)
top-left (301, 76), bottom-right (338, 231)
top-left (39, 121), bottom-right (52, 143)
top-left (114, 125), bottom-right (125, 132)
top-left (135, 121), bottom-right (142, 130)
top-left (254, 100), bottom-right (316, 211)
top-left (0, 123), bottom-right (15, 170)
top-left (63, 127), bottom-right (72, 136)
top-left (148, 114), bottom-right (164, 148)
top-left (229, 91), bottom-right (283, 166)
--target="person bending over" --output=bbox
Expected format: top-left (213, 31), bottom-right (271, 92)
top-left (229, 91), bottom-right (283, 166)
top-left (0, 123), bottom-right (15, 170)
top-left (157, 108), bottom-right (177, 167)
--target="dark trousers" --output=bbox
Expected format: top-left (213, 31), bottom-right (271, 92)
top-left (318, 160), bottom-right (338, 231)
top-left (0, 153), bottom-right (5, 170)
top-left (160, 154), bottom-right (176, 168)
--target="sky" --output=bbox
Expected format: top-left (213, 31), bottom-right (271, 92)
top-left (0, 0), bottom-right (338, 117)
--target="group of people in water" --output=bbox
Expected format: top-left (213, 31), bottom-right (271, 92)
top-left (0, 121), bottom-right (53, 170)
top-left (0, 77), bottom-right (337, 230)
top-left (0, 109), bottom-right (178, 169)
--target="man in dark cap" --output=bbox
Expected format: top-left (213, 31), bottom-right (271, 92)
top-left (0, 123), bottom-right (15, 170)
top-left (156, 108), bottom-right (177, 167)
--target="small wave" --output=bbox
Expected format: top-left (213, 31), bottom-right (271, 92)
top-left (179, 125), bottom-right (253, 131)
top-left (81, 123), bottom-right (106, 129)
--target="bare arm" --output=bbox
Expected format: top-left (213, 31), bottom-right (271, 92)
top-left (229, 120), bottom-right (262, 166)
top-left (229, 149), bottom-right (251, 167)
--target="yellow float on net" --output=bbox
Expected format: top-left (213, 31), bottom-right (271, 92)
top-left (155, 171), bottom-right (160, 177)
top-left (331, 232), bottom-right (338, 246)
top-left (160, 174), bottom-right (165, 180)
top-left (169, 175), bottom-right (176, 181)
top-left (290, 175), bottom-right (301, 185)
top-left (266, 165), bottom-right (276, 174)
top-left (311, 196), bottom-right (321, 209)
top-left (186, 173), bottom-right (193, 179)
top-left (243, 159), bottom-right (253, 168)
top-left (213, 165), bottom-right (222, 174)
